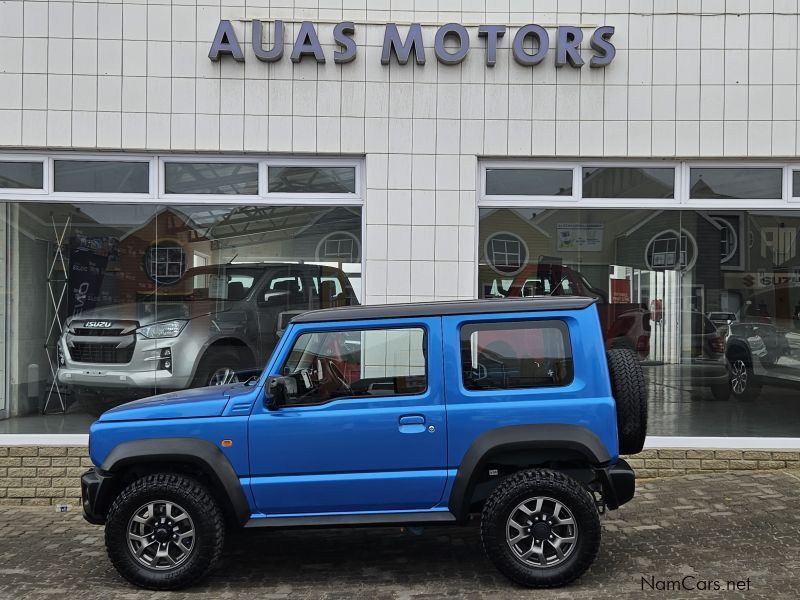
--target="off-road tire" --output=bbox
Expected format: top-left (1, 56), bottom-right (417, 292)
top-left (480, 469), bottom-right (601, 588)
top-left (606, 348), bottom-right (648, 455)
top-left (105, 473), bottom-right (225, 590)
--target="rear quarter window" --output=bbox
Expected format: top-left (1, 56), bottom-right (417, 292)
top-left (460, 319), bottom-right (573, 391)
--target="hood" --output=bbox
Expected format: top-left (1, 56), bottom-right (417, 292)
top-left (98, 385), bottom-right (241, 422)
top-left (67, 300), bottom-right (231, 327)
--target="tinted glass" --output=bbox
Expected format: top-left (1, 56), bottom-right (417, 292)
top-left (460, 320), bottom-right (573, 390)
top-left (53, 160), bottom-right (149, 193)
top-left (690, 168), bottom-right (782, 199)
top-left (164, 162), bottom-right (259, 195)
top-left (268, 166), bottom-right (356, 194)
top-left (793, 171), bottom-right (800, 197)
top-left (485, 168), bottom-right (573, 196)
top-left (0, 161), bottom-right (43, 189)
top-left (582, 167), bottom-right (675, 198)
top-left (281, 327), bottom-right (427, 405)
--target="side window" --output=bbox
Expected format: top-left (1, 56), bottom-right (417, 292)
top-left (460, 320), bottom-right (573, 390)
top-left (281, 327), bottom-right (427, 406)
top-left (263, 273), bottom-right (309, 308)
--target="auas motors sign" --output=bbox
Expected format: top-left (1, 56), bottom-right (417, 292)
top-left (209, 20), bottom-right (616, 68)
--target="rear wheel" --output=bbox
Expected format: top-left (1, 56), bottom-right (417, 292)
top-left (606, 349), bottom-right (648, 455)
top-left (105, 473), bottom-right (225, 590)
top-left (481, 469), bottom-right (600, 588)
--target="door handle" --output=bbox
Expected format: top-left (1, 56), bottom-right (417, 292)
top-left (398, 414), bottom-right (426, 433)
top-left (399, 415), bottom-right (425, 425)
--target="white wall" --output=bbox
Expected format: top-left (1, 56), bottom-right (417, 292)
top-left (0, 0), bottom-right (799, 302)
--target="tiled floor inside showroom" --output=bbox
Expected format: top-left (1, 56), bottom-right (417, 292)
top-left (1, 470), bottom-right (799, 599)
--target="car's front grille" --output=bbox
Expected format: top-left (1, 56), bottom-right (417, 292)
top-left (72, 328), bottom-right (126, 337)
top-left (69, 342), bottom-right (134, 364)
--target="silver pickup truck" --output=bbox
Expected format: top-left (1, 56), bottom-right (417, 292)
top-left (58, 263), bottom-right (358, 414)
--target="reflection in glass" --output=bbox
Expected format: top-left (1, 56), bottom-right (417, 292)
top-left (268, 166), bottom-right (357, 194)
top-left (164, 162), bottom-right (259, 195)
top-left (689, 168), bottom-right (782, 199)
top-left (582, 167), bottom-right (675, 198)
top-left (478, 207), bottom-right (800, 437)
top-left (0, 161), bottom-right (43, 188)
top-left (484, 168), bottom-right (573, 196)
top-left (0, 203), bottom-right (362, 434)
top-left (53, 160), bottom-right (149, 193)
top-left (793, 171), bottom-right (800, 197)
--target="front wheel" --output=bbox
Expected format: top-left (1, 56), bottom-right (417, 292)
top-left (728, 356), bottom-right (762, 400)
top-left (480, 469), bottom-right (601, 588)
top-left (105, 473), bottom-right (225, 590)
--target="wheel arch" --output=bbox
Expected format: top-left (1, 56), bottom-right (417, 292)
top-left (448, 424), bottom-right (611, 521)
top-left (726, 339), bottom-right (753, 366)
top-left (96, 438), bottom-right (251, 527)
top-left (191, 337), bottom-right (258, 384)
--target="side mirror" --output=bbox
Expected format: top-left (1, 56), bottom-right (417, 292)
top-left (266, 376), bottom-right (291, 410)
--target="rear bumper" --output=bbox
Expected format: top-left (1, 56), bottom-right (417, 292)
top-left (81, 468), bottom-right (113, 525)
top-left (596, 459), bottom-right (635, 510)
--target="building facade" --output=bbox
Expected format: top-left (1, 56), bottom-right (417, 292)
top-left (2, 0), bottom-right (800, 502)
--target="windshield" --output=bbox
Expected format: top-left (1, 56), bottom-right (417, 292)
top-left (148, 267), bottom-right (262, 301)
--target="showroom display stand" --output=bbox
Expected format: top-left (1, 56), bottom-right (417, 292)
top-left (42, 215), bottom-right (71, 415)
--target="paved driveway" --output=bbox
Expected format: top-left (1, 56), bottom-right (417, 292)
top-left (2, 470), bottom-right (800, 599)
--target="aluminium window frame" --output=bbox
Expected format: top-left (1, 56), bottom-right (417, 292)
top-left (0, 153), bottom-right (49, 196)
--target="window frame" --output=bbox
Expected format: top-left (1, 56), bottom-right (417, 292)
top-left (278, 324), bottom-right (430, 408)
top-left (458, 318), bottom-right (574, 393)
top-left (480, 160), bottom-right (800, 209)
top-left (160, 156), bottom-right (261, 199)
top-left (48, 154), bottom-right (156, 200)
top-left (266, 160), bottom-right (360, 198)
top-left (0, 155), bottom-right (48, 194)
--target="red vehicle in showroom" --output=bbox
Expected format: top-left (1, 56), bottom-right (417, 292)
top-left (499, 263), bottom-right (651, 360)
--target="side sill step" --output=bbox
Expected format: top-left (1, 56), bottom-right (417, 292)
top-left (244, 511), bottom-right (458, 529)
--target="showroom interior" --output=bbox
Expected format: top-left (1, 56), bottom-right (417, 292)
top-left (1, 0), bottom-right (800, 456)
top-left (2, 157), bottom-right (800, 439)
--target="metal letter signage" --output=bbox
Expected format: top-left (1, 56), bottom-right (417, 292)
top-left (209, 21), bottom-right (616, 69)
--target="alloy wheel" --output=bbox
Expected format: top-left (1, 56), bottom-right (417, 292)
top-left (127, 500), bottom-right (196, 570)
top-left (208, 368), bottom-right (240, 386)
top-left (506, 496), bottom-right (578, 568)
top-left (730, 359), bottom-right (748, 395)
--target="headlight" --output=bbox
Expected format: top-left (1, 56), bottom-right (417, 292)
top-left (137, 320), bottom-right (188, 339)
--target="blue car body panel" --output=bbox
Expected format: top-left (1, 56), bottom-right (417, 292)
top-left (87, 302), bottom-right (621, 522)
top-left (247, 316), bottom-right (448, 516)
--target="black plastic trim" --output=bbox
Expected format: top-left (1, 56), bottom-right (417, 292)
top-left (291, 297), bottom-right (596, 324)
top-left (598, 458), bottom-right (635, 510)
top-left (244, 511), bottom-right (457, 529)
top-left (98, 438), bottom-right (251, 525)
top-left (448, 424), bottom-right (612, 520)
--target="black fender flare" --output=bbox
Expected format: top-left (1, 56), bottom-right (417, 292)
top-left (99, 438), bottom-right (251, 525)
top-left (447, 424), bottom-right (611, 520)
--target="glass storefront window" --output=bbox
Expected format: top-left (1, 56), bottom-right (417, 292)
top-left (792, 171), bottom-right (800, 198)
top-left (53, 160), bottom-right (150, 193)
top-left (479, 207), bottom-right (800, 438)
top-left (689, 168), bottom-right (782, 199)
top-left (268, 166), bottom-right (357, 194)
top-left (0, 202), bottom-right (362, 434)
top-left (582, 167), bottom-right (675, 198)
top-left (484, 168), bottom-right (573, 196)
top-left (164, 162), bottom-right (259, 195)
top-left (0, 161), bottom-right (44, 189)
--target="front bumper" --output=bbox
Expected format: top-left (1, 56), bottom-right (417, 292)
top-left (596, 459), bottom-right (635, 510)
top-left (81, 468), bottom-right (114, 525)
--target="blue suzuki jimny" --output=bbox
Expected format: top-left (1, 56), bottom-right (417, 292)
top-left (81, 298), bottom-right (647, 590)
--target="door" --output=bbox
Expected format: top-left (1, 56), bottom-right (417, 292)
top-left (248, 317), bottom-right (447, 515)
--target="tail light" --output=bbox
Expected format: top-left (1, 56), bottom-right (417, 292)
top-left (710, 334), bottom-right (725, 354)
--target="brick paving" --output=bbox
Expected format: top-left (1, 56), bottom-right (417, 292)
top-left (2, 470), bottom-right (800, 599)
